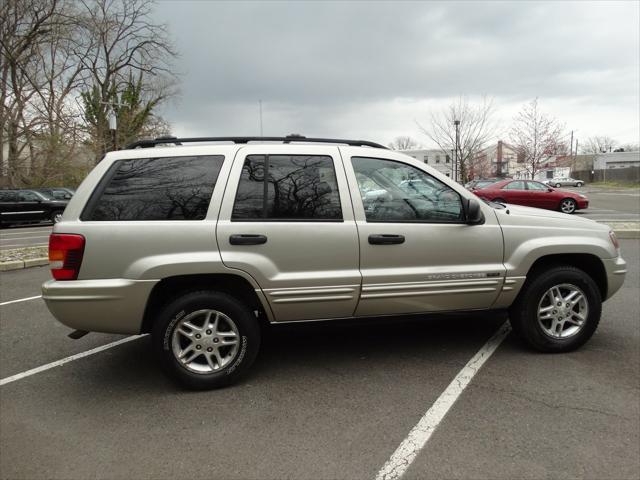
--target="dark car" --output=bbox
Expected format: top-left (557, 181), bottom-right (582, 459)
top-left (35, 187), bottom-right (75, 200)
top-left (0, 189), bottom-right (69, 227)
top-left (474, 179), bottom-right (588, 214)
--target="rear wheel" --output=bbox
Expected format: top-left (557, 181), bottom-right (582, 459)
top-left (152, 290), bottom-right (260, 389)
top-left (509, 265), bottom-right (601, 352)
top-left (555, 183), bottom-right (561, 188)
top-left (559, 198), bottom-right (577, 214)
top-left (575, 182), bottom-right (583, 187)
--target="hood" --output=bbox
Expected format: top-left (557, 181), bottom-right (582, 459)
top-left (492, 203), bottom-right (609, 231)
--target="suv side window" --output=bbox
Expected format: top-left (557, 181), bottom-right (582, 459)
top-left (232, 155), bottom-right (342, 221)
top-left (86, 155), bottom-right (224, 221)
top-left (0, 191), bottom-right (17, 201)
top-left (351, 157), bottom-right (463, 223)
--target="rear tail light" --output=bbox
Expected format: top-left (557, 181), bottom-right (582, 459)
top-left (49, 234), bottom-right (85, 280)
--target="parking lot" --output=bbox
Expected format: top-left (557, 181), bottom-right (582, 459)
top-left (0, 239), bottom-right (638, 479)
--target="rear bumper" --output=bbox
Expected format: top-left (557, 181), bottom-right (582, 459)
top-left (602, 256), bottom-right (627, 300)
top-left (42, 278), bottom-right (157, 334)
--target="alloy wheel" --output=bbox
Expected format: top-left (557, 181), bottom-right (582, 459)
top-left (560, 199), bottom-right (576, 214)
top-left (537, 283), bottom-right (588, 339)
top-left (171, 309), bottom-right (240, 374)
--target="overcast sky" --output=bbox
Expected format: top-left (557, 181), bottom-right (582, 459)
top-left (153, 0), bottom-right (639, 148)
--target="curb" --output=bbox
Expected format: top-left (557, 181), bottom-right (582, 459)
top-left (0, 257), bottom-right (48, 272)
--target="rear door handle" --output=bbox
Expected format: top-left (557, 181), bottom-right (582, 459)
top-left (368, 234), bottom-right (405, 245)
top-left (229, 234), bottom-right (268, 245)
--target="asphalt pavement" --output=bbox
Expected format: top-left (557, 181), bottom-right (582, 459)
top-left (0, 240), bottom-right (638, 479)
top-left (0, 225), bottom-right (51, 250)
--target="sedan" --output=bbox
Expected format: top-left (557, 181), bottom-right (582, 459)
top-left (544, 177), bottom-right (584, 188)
top-left (474, 179), bottom-right (588, 214)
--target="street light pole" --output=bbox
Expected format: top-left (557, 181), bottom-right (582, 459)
top-left (454, 119), bottom-right (460, 182)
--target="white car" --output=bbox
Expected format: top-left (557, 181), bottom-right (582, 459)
top-left (545, 177), bottom-right (584, 188)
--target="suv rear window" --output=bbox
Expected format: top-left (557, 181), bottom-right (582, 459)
top-left (231, 155), bottom-right (342, 221)
top-left (86, 155), bottom-right (224, 221)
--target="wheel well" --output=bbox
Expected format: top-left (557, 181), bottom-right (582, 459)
top-left (527, 254), bottom-right (607, 299)
top-left (140, 274), bottom-right (268, 334)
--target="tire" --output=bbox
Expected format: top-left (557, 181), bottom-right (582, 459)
top-left (492, 197), bottom-right (506, 204)
top-left (576, 182), bottom-right (583, 187)
top-left (50, 210), bottom-right (63, 223)
top-left (555, 183), bottom-right (561, 188)
top-left (509, 265), bottom-right (601, 352)
top-left (559, 198), bottom-right (577, 214)
top-left (152, 290), bottom-right (260, 390)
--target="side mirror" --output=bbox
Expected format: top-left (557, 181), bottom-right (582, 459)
top-left (547, 188), bottom-right (553, 192)
top-left (464, 198), bottom-right (485, 225)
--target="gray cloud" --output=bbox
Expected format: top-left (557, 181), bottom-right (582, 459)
top-left (153, 0), bottom-right (639, 145)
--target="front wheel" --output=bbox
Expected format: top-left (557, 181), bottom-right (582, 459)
top-left (152, 290), bottom-right (260, 389)
top-left (559, 198), bottom-right (577, 214)
top-left (509, 265), bottom-right (601, 352)
top-left (555, 183), bottom-right (561, 188)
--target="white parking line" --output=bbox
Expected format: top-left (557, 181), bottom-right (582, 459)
top-left (0, 295), bottom-right (42, 306)
top-left (375, 321), bottom-right (511, 480)
top-left (0, 335), bottom-right (145, 386)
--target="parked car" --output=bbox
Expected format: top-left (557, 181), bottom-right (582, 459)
top-left (35, 187), bottom-right (75, 200)
top-left (544, 177), bottom-right (584, 188)
top-left (0, 189), bottom-right (69, 227)
top-left (42, 135), bottom-right (625, 389)
top-left (474, 179), bottom-right (589, 214)
top-left (464, 178), bottom-right (501, 191)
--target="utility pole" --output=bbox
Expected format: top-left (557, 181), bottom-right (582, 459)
top-left (454, 119), bottom-right (460, 182)
top-left (259, 100), bottom-right (263, 136)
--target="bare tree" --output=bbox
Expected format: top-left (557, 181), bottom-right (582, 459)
top-left (581, 135), bottom-right (618, 154)
top-left (388, 136), bottom-right (419, 150)
top-left (417, 96), bottom-right (497, 183)
top-left (509, 98), bottom-right (564, 179)
top-left (76, 0), bottom-right (178, 163)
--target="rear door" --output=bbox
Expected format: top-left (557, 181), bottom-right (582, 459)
top-left (341, 149), bottom-right (505, 317)
top-left (500, 180), bottom-right (528, 205)
top-left (216, 146), bottom-right (361, 322)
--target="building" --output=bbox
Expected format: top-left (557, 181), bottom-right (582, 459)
top-left (399, 149), bottom-right (454, 177)
top-left (472, 141), bottom-right (523, 179)
top-left (593, 151), bottom-right (640, 170)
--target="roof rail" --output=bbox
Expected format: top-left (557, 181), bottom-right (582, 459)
top-left (125, 134), bottom-right (388, 150)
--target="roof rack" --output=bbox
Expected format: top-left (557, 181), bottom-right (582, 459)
top-left (125, 134), bottom-right (388, 150)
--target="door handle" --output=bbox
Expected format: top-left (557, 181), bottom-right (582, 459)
top-left (368, 234), bottom-right (405, 245)
top-left (229, 234), bottom-right (268, 245)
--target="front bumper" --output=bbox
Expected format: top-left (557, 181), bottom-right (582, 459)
top-left (42, 278), bottom-right (158, 334)
top-left (578, 199), bottom-right (589, 209)
top-left (602, 255), bottom-right (627, 300)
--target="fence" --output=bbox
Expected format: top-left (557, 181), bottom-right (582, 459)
top-left (572, 167), bottom-right (640, 184)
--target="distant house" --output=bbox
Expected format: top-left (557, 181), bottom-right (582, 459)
top-left (399, 149), bottom-right (453, 178)
top-left (472, 141), bottom-right (523, 179)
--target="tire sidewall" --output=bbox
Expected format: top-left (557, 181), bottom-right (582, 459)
top-left (511, 267), bottom-right (601, 352)
top-left (152, 291), bottom-right (260, 389)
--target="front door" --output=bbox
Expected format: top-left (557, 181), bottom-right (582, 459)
top-left (217, 145), bottom-right (361, 322)
top-left (500, 180), bottom-right (529, 206)
top-left (526, 180), bottom-right (555, 209)
top-left (340, 149), bottom-right (505, 317)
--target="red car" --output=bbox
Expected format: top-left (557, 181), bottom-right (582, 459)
top-left (474, 179), bottom-right (588, 214)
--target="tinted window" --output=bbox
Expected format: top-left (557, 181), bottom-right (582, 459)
top-left (352, 157), bottom-right (463, 222)
top-left (19, 191), bottom-right (40, 201)
top-left (503, 181), bottom-right (526, 190)
top-left (88, 155), bottom-right (223, 221)
top-left (0, 191), bottom-right (17, 201)
top-left (232, 155), bottom-right (342, 221)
